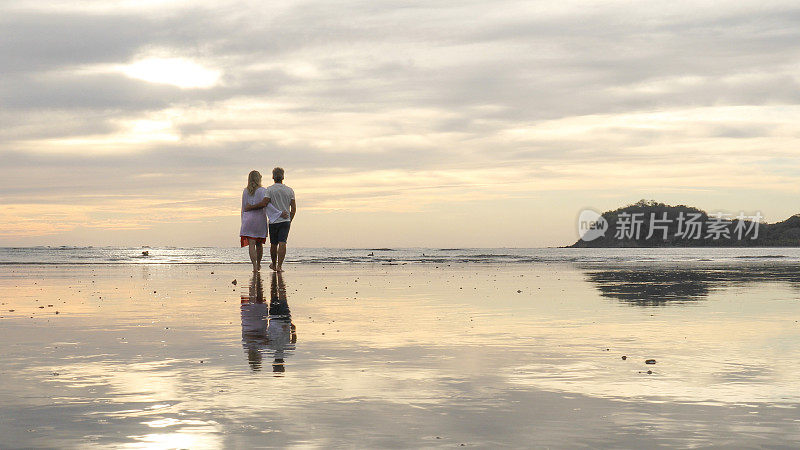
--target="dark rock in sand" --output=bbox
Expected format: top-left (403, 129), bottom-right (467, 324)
top-left (232, 279), bottom-right (237, 285)
top-left (621, 356), bottom-right (627, 360)
top-left (645, 359), bottom-right (656, 364)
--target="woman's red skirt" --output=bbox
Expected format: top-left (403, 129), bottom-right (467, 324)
top-left (240, 236), bottom-right (267, 247)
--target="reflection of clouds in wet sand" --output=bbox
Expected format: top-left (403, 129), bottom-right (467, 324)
top-left (124, 420), bottom-right (222, 449)
top-left (31, 358), bottom-right (225, 448)
top-left (4, 264), bottom-right (800, 447)
top-left (240, 272), bottom-right (296, 373)
top-left (584, 264), bottom-right (800, 305)
top-left (498, 263), bottom-right (800, 405)
top-left (506, 343), bottom-right (796, 406)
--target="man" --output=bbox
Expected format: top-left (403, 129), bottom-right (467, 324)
top-left (264, 167), bottom-right (295, 272)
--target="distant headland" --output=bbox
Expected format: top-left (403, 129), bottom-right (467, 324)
top-left (571, 200), bottom-right (800, 248)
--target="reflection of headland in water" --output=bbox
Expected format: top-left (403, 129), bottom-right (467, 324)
top-left (240, 272), bottom-right (296, 373)
top-left (583, 263), bottom-right (800, 306)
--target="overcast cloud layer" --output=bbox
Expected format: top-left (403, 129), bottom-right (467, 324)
top-left (1, 0), bottom-right (799, 247)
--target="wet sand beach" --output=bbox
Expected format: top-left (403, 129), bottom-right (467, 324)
top-left (2, 262), bottom-right (800, 447)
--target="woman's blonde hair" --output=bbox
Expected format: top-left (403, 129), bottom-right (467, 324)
top-left (247, 170), bottom-right (262, 195)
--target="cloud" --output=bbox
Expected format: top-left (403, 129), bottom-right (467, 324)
top-left (1, 0), bottom-right (800, 245)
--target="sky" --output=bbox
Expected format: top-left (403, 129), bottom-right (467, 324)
top-left (1, 0), bottom-right (799, 248)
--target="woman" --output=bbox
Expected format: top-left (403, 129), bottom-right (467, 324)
top-left (240, 170), bottom-right (269, 271)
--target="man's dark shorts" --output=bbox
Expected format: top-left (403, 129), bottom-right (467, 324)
top-left (268, 221), bottom-right (291, 244)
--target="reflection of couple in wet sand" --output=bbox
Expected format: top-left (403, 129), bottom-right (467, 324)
top-left (241, 271), bottom-right (296, 373)
top-left (240, 167), bottom-right (296, 272)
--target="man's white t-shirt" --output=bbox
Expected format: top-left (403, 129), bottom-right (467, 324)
top-left (265, 203), bottom-right (283, 224)
top-left (265, 183), bottom-right (294, 224)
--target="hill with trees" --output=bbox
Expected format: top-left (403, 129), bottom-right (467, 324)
top-left (570, 200), bottom-right (800, 247)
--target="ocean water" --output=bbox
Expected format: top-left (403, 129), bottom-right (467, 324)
top-left (2, 246), bottom-right (800, 265)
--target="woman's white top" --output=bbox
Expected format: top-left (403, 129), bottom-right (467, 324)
top-left (240, 187), bottom-right (268, 238)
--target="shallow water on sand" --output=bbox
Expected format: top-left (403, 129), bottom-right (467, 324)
top-left (1, 263), bottom-right (799, 448)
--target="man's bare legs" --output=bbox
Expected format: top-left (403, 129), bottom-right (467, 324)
top-left (276, 242), bottom-right (287, 272)
top-left (269, 243), bottom-right (278, 271)
top-left (269, 242), bottom-right (287, 272)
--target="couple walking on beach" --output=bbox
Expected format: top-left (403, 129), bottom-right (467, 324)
top-left (240, 167), bottom-right (296, 272)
